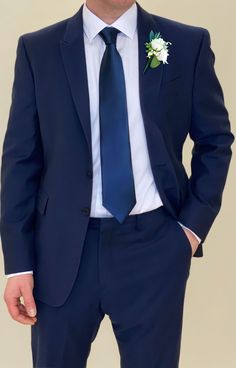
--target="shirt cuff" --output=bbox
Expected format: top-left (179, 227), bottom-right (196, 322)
top-left (177, 222), bottom-right (201, 243)
top-left (6, 271), bottom-right (33, 278)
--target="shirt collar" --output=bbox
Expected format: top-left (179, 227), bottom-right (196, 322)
top-left (82, 2), bottom-right (137, 42)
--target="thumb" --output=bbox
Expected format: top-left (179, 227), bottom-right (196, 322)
top-left (21, 285), bottom-right (37, 317)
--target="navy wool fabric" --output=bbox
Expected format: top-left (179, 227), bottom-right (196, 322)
top-left (32, 207), bottom-right (192, 368)
top-left (0, 3), bottom-right (234, 308)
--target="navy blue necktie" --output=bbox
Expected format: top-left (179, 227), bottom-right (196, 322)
top-left (99, 27), bottom-right (136, 223)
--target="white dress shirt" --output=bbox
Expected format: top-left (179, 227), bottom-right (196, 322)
top-left (7, 2), bottom-right (200, 278)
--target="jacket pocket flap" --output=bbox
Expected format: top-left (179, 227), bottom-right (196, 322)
top-left (36, 189), bottom-right (49, 215)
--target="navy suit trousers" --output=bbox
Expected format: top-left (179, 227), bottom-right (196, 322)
top-left (31, 206), bottom-right (192, 368)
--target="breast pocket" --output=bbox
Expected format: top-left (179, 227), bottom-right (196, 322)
top-left (162, 74), bottom-right (183, 86)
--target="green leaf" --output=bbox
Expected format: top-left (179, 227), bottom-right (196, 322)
top-left (150, 56), bottom-right (161, 69)
top-left (149, 30), bottom-right (155, 41)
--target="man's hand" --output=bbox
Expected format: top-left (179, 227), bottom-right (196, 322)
top-left (182, 227), bottom-right (200, 256)
top-left (3, 274), bottom-right (37, 325)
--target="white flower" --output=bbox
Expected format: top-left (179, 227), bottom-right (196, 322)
top-left (151, 37), bottom-right (165, 51)
top-left (144, 31), bottom-right (172, 72)
top-left (158, 48), bottom-right (169, 64)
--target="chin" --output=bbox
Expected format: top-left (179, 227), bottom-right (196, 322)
top-left (109, 0), bottom-right (135, 10)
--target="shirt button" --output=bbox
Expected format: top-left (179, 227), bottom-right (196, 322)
top-left (86, 169), bottom-right (93, 179)
top-left (81, 207), bottom-right (90, 216)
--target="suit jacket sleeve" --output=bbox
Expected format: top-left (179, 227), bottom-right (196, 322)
top-left (178, 29), bottom-right (234, 242)
top-left (0, 36), bottom-right (43, 274)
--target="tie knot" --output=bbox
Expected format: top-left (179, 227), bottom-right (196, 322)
top-left (99, 27), bottom-right (120, 45)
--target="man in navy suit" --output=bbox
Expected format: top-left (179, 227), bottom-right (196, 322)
top-left (1, 1), bottom-right (234, 367)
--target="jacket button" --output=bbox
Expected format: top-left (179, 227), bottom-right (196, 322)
top-left (81, 207), bottom-right (90, 216)
top-left (86, 170), bottom-right (93, 179)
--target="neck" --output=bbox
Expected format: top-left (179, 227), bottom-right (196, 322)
top-left (85, 1), bottom-right (135, 24)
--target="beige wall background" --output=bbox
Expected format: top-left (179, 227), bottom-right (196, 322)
top-left (0, 1), bottom-right (235, 367)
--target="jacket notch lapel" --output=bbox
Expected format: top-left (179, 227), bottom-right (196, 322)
top-left (137, 3), bottom-right (164, 127)
top-left (60, 6), bottom-right (92, 157)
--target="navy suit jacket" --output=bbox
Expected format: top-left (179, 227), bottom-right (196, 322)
top-left (0, 3), bottom-right (234, 306)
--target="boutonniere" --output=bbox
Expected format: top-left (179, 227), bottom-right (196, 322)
top-left (144, 30), bottom-right (172, 73)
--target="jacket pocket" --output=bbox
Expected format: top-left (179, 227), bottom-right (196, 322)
top-left (162, 73), bottom-right (183, 87)
top-left (35, 189), bottom-right (49, 215)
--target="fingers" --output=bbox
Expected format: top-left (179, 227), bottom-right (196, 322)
top-left (18, 301), bottom-right (37, 324)
top-left (4, 274), bottom-right (37, 325)
top-left (5, 295), bottom-right (36, 325)
top-left (21, 283), bottom-right (37, 318)
top-left (5, 295), bottom-right (20, 321)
